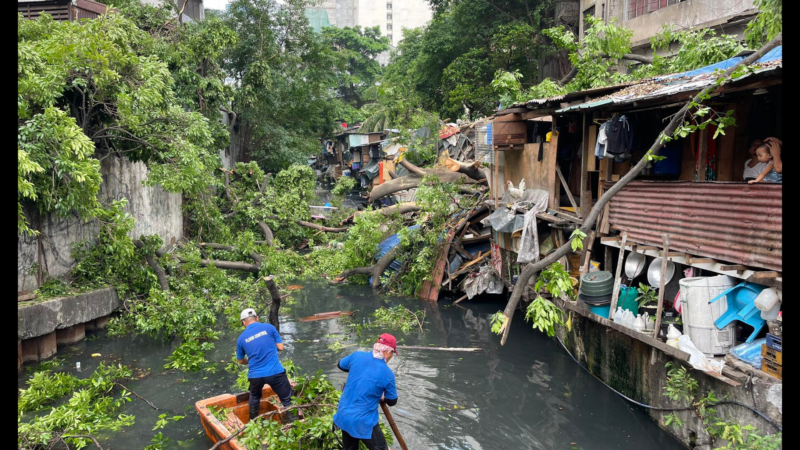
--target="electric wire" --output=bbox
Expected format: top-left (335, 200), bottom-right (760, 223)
top-left (554, 336), bottom-right (782, 432)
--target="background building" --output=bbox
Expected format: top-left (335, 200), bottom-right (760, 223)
top-left (307, 0), bottom-right (433, 64)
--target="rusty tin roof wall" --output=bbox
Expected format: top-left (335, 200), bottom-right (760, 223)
top-left (608, 181), bottom-right (781, 271)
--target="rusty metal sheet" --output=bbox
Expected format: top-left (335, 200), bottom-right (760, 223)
top-left (608, 181), bottom-right (781, 271)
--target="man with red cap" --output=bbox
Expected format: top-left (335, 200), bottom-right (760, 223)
top-left (333, 333), bottom-right (399, 450)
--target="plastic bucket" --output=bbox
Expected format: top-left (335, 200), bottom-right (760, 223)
top-left (679, 276), bottom-right (737, 356)
top-left (589, 303), bottom-right (611, 318)
top-left (618, 285), bottom-right (639, 314)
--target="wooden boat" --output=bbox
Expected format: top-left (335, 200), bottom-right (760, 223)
top-left (196, 382), bottom-right (297, 450)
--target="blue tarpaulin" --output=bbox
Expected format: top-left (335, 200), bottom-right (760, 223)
top-left (660, 46), bottom-right (782, 80)
top-left (369, 225), bottom-right (421, 284)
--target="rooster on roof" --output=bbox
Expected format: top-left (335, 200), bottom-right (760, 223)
top-left (506, 179), bottom-right (525, 200)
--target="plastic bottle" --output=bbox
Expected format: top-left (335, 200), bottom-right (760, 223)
top-left (613, 307), bottom-right (623, 324)
top-left (633, 314), bottom-right (646, 332)
top-left (76, 362), bottom-right (81, 372)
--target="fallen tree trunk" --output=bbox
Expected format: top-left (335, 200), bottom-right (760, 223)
top-left (499, 33), bottom-right (782, 346)
top-left (333, 245), bottom-right (402, 288)
top-left (369, 170), bottom-right (482, 202)
top-left (353, 202), bottom-right (420, 219)
top-left (443, 158), bottom-right (485, 181)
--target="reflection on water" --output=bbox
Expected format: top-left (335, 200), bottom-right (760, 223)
top-left (19, 280), bottom-right (684, 450)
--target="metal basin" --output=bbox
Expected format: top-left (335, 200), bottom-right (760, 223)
top-left (647, 258), bottom-right (675, 288)
top-left (625, 252), bottom-right (647, 279)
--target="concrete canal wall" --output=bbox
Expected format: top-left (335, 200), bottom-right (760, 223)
top-left (18, 155), bottom-right (183, 292)
top-left (556, 309), bottom-right (782, 449)
top-left (18, 287), bottom-right (120, 374)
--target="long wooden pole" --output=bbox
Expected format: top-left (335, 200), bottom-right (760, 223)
top-left (380, 400), bottom-right (409, 450)
top-left (608, 232), bottom-right (628, 314)
top-left (652, 234), bottom-right (670, 337)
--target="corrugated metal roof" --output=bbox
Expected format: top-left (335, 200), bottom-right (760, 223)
top-left (510, 81), bottom-right (639, 108)
top-left (608, 181), bottom-right (781, 271)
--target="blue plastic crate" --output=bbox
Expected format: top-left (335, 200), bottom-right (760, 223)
top-left (766, 334), bottom-right (782, 352)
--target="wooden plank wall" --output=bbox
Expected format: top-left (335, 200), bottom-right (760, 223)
top-left (502, 141), bottom-right (558, 209)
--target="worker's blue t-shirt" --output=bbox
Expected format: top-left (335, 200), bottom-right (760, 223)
top-left (236, 322), bottom-right (284, 379)
top-left (333, 351), bottom-right (398, 439)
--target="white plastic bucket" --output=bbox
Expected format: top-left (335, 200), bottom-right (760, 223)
top-left (679, 276), bottom-right (737, 356)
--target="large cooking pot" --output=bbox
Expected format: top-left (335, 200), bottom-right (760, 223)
top-left (625, 252), bottom-right (647, 279)
top-left (647, 258), bottom-right (675, 288)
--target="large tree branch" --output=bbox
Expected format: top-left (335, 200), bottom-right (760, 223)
top-left (332, 245), bottom-right (402, 288)
top-left (199, 242), bottom-right (263, 267)
top-left (133, 240), bottom-right (169, 292)
top-left (500, 32), bottom-right (782, 345)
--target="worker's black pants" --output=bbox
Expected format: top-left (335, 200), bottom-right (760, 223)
top-left (248, 370), bottom-right (293, 420)
top-left (341, 425), bottom-right (389, 450)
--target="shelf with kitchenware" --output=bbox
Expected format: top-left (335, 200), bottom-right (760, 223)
top-left (598, 237), bottom-right (781, 288)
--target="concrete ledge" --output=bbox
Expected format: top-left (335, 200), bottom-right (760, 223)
top-left (18, 287), bottom-right (120, 341)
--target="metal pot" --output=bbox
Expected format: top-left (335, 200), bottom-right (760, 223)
top-left (647, 258), bottom-right (675, 288)
top-left (624, 252), bottom-right (647, 279)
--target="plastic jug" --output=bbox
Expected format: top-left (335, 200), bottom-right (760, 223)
top-left (633, 314), bottom-right (646, 332)
top-left (755, 288), bottom-right (781, 320)
top-left (613, 307), bottom-right (624, 324)
top-left (667, 324), bottom-right (682, 348)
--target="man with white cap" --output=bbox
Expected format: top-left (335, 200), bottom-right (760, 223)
top-left (333, 333), bottom-right (399, 450)
top-left (236, 308), bottom-right (296, 423)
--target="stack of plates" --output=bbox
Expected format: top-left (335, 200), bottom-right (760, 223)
top-left (579, 271), bottom-right (614, 305)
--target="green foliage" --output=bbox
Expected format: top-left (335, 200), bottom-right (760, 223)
top-left (524, 296), bottom-right (564, 337)
top-left (372, 306), bottom-right (425, 333)
top-left (534, 262), bottom-right (574, 300)
top-left (331, 176), bottom-right (356, 197)
top-left (745, 0), bottom-right (782, 49)
top-left (570, 229), bottom-right (587, 252)
top-left (321, 26), bottom-right (389, 109)
top-left (635, 283), bottom-right (658, 307)
top-left (18, 148), bottom-right (44, 235)
top-left (387, 175), bottom-right (477, 296)
top-left (662, 362), bottom-right (782, 449)
top-left (18, 363), bottom-right (135, 449)
top-left (164, 340), bottom-right (216, 372)
top-left (152, 413), bottom-right (184, 431)
top-left (490, 311), bottom-right (506, 334)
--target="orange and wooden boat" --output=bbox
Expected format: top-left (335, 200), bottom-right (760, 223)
top-left (196, 383), bottom-right (297, 450)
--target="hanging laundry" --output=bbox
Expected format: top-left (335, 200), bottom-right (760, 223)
top-left (605, 116), bottom-right (635, 162)
top-left (594, 121), bottom-right (610, 159)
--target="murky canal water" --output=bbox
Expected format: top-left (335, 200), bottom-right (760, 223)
top-left (19, 280), bottom-right (685, 450)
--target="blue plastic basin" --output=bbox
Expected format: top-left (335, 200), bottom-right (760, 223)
top-left (589, 303), bottom-right (611, 318)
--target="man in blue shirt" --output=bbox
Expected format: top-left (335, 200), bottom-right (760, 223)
top-left (236, 308), bottom-right (296, 423)
top-left (334, 333), bottom-right (399, 450)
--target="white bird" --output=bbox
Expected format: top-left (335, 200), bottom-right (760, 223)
top-left (506, 178), bottom-right (525, 200)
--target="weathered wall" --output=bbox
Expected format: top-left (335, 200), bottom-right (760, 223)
top-left (18, 287), bottom-right (120, 340)
top-left (18, 155), bottom-right (183, 292)
top-left (556, 313), bottom-right (782, 449)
